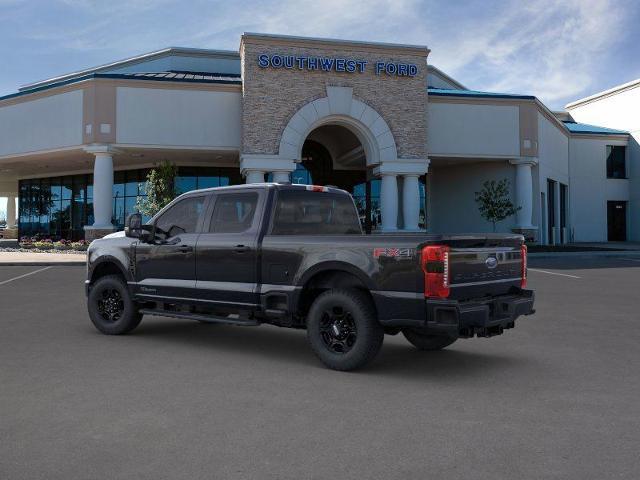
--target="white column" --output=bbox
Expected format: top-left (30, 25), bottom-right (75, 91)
top-left (92, 153), bottom-right (114, 228)
top-left (240, 154), bottom-right (295, 185)
top-left (380, 173), bottom-right (398, 231)
top-left (375, 160), bottom-right (428, 233)
top-left (510, 158), bottom-right (537, 229)
top-left (6, 195), bottom-right (16, 229)
top-left (272, 171), bottom-right (290, 183)
top-left (84, 145), bottom-right (116, 231)
top-left (245, 170), bottom-right (265, 184)
top-left (402, 174), bottom-right (421, 231)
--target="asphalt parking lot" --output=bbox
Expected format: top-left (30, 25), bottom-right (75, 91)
top-left (1, 257), bottom-right (639, 479)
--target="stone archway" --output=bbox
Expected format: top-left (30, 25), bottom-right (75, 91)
top-left (240, 85), bottom-right (429, 231)
top-left (278, 86), bottom-right (398, 166)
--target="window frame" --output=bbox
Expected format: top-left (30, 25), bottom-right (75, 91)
top-left (201, 189), bottom-right (265, 236)
top-left (606, 145), bottom-right (627, 179)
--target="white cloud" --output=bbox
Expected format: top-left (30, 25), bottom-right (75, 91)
top-left (426, 0), bottom-right (631, 107)
top-left (3, 0), bottom-right (635, 108)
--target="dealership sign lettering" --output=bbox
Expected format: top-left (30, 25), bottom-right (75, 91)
top-left (257, 54), bottom-right (418, 77)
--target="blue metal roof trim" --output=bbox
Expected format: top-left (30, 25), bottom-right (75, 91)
top-left (0, 72), bottom-right (242, 102)
top-left (428, 87), bottom-right (535, 100)
top-left (562, 121), bottom-right (628, 135)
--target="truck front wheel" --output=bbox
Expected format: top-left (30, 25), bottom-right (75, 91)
top-left (306, 289), bottom-right (384, 371)
top-left (402, 329), bottom-right (457, 351)
top-left (88, 275), bottom-right (142, 335)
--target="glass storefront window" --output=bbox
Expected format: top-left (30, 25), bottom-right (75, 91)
top-left (292, 163), bottom-right (312, 184)
top-left (113, 171), bottom-right (125, 199)
top-left (62, 177), bottom-right (73, 201)
top-left (18, 167), bottom-right (242, 240)
top-left (86, 176), bottom-right (94, 200)
top-left (175, 176), bottom-right (197, 194)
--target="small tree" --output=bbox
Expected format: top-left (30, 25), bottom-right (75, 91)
top-left (136, 160), bottom-right (179, 217)
top-left (474, 179), bottom-right (520, 232)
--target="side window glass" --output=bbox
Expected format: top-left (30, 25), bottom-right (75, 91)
top-left (209, 193), bottom-right (258, 233)
top-left (155, 196), bottom-right (205, 237)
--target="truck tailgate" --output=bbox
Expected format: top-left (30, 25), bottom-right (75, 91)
top-left (420, 235), bottom-right (525, 301)
top-left (449, 247), bottom-right (523, 299)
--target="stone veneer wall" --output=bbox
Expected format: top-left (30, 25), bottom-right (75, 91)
top-left (240, 37), bottom-right (428, 160)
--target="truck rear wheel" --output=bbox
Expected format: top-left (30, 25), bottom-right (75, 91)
top-left (306, 289), bottom-right (384, 371)
top-left (402, 329), bottom-right (457, 351)
top-left (88, 275), bottom-right (142, 335)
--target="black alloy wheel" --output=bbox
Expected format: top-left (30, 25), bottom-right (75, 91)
top-left (97, 288), bottom-right (125, 323)
top-left (319, 305), bottom-right (358, 354)
top-left (306, 289), bottom-right (384, 371)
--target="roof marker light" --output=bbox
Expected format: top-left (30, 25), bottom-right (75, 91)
top-left (306, 185), bottom-right (328, 192)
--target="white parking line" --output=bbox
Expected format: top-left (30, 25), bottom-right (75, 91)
top-left (0, 266), bottom-right (52, 286)
top-left (528, 268), bottom-right (581, 279)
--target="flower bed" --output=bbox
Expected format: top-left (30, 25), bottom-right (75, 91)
top-left (14, 237), bottom-right (90, 254)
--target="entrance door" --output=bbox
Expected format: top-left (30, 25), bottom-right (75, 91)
top-left (540, 192), bottom-right (547, 244)
top-left (560, 184), bottom-right (568, 243)
top-left (607, 201), bottom-right (627, 241)
top-left (547, 179), bottom-right (556, 244)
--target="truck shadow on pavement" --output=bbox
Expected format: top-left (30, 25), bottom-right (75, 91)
top-left (128, 317), bottom-right (527, 378)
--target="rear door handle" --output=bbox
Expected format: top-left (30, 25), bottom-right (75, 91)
top-left (234, 245), bottom-right (250, 253)
top-left (177, 245), bottom-right (193, 253)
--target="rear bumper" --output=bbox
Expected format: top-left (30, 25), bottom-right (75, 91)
top-left (379, 289), bottom-right (535, 337)
top-left (425, 290), bottom-right (535, 337)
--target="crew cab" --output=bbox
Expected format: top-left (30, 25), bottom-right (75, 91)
top-left (85, 183), bottom-right (534, 371)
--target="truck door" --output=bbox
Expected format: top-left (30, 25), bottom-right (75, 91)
top-left (195, 189), bottom-right (265, 309)
top-left (134, 194), bottom-right (208, 302)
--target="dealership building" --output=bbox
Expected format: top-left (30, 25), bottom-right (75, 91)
top-left (0, 33), bottom-right (637, 242)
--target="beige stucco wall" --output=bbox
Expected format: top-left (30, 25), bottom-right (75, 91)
top-left (569, 136), bottom-right (629, 242)
top-left (567, 85), bottom-right (640, 241)
top-left (427, 101), bottom-right (520, 157)
top-left (240, 36), bottom-right (428, 160)
top-left (428, 161), bottom-right (517, 234)
top-left (0, 90), bottom-right (83, 157)
top-left (116, 86), bottom-right (242, 148)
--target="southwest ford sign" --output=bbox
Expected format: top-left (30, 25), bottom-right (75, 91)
top-left (257, 54), bottom-right (418, 77)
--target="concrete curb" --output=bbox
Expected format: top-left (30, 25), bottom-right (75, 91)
top-left (0, 261), bottom-right (86, 266)
top-left (529, 251), bottom-right (640, 258)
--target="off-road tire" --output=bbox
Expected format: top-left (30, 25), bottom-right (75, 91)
top-left (306, 289), bottom-right (384, 371)
top-left (402, 329), bottom-right (457, 351)
top-left (88, 275), bottom-right (142, 335)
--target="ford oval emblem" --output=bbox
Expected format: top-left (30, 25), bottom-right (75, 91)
top-left (485, 257), bottom-right (498, 269)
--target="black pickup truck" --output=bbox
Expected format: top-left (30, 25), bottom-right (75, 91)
top-left (86, 183), bottom-right (534, 370)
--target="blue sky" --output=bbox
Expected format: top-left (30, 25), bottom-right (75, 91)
top-left (1, 0), bottom-right (639, 217)
top-left (1, 0), bottom-right (639, 108)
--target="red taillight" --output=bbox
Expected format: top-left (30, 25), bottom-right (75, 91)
top-left (520, 244), bottom-right (527, 289)
top-left (421, 245), bottom-right (450, 299)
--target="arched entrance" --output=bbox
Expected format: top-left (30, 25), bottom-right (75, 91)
top-left (298, 124), bottom-right (379, 232)
top-left (245, 86), bottom-right (429, 232)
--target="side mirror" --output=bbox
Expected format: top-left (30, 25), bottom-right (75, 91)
top-left (125, 213), bottom-right (143, 238)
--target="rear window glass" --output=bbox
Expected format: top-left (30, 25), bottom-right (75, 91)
top-left (271, 190), bottom-right (361, 235)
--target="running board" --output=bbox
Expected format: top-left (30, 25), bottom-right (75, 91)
top-left (139, 309), bottom-right (260, 326)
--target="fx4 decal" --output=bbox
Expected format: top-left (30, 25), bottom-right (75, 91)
top-left (373, 247), bottom-right (414, 259)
